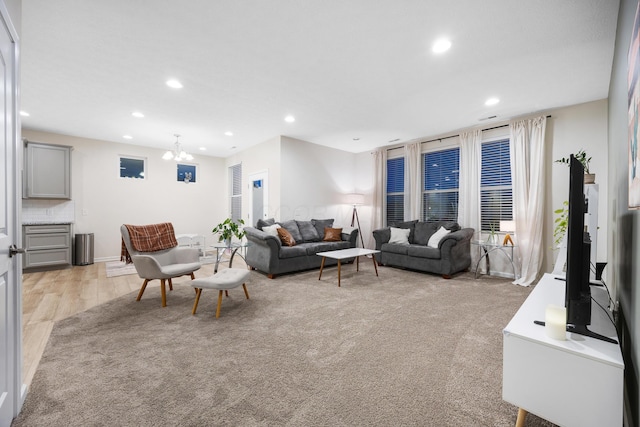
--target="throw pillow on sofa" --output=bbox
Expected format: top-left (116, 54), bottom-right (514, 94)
top-left (279, 219), bottom-right (304, 242)
top-left (389, 227), bottom-right (411, 245)
top-left (257, 217), bottom-right (276, 230)
top-left (427, 226), bottom-right (451, 248)
top-left (277, 227), bottom-right (296, 246)
top-left (312, 219), bottom-right (334, 240)
top-left (323, 227), bottom-right (342, 242)
top-left (296, 220), bottom-right (320, 242)
top-left (262, 224), bottom-right (281, 237)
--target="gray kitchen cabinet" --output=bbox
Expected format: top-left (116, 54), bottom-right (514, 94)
top-left (23, 141), bottom-right (71, 199)
top-left (23, 224), bottom-right (72, 269)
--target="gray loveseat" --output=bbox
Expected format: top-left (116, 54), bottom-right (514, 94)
top-left (244, 218), bottom-right (359, 278)
top-left (372, 220), bottom-right (474, 279)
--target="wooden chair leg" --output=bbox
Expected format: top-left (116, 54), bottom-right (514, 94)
top-left (216, 290), bottom-right (223, 318)
top-left (190, 272), bottom-right (195, 279)
top-left (191, 288), bottom-right (202, 315)
top-left (225, 290), bottom-right (229, 297)
top-left (160, 279), bottom-right (167, 307)
top-left (168, 278), bottom-right (173, 291)
top-left (242, 283), bottom-right (250, 299)
top-left (136, 279), bottom-right (149, 301)
top-left (515, 408), bottom-right (527, 427)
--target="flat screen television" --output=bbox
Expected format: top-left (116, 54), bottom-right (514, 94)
top-left (564, 154), bottom-right (617, 344)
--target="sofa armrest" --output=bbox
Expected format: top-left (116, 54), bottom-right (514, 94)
top-left (439, 227), bottom-right (474, 247)
top-left (341, 228), bottom-right (359, 247)
top-left (244, 226), bottom-right (282, 250)
top-left (372, 227), bottom-right (391, 250)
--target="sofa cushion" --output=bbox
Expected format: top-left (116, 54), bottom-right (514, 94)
top-left (389, 220), bottom-right (418, 243)
top-left (256, 217), bottom-right (275, 230)
top-left (407, 245), bottom-right (442, 259)
top-left (262, 224), bottom-right (281, 237)
top-left (413, 222), bottom-right (439, 245)
top-left (277, 227), bottom-right (296, 246)
top-left (428, 226), bottom-right (451, 248)
top-left (301, 241), bottom-right (350, 256)
top-left (389, 227), bottom-right (410, 245)
top-left (279, 220), bottom-right (303, 242)
top-left (296, 220), bottom-right (320, 242)
top-left (323, 227), bottom-right (342, 242)
top-left (440, 221), bottom-right (461, 232)
top-left (278, 245), bottom-right (307, 259)
top-left (311, 219), bottom-right (334, 240)
top-left (381, 243), bottom-right (409, 255)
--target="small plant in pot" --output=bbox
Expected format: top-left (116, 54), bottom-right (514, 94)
top-left (553, 200), bottom-right (569, 248)
top-left (212, 218), bottom-right (246, 247)
top-left (555, 149), bottom-right (595, 183)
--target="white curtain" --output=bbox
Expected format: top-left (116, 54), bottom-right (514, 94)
top-left (457, 130), bottom-right (481, 231)
top-left (510, 116), bottom-right (547, 286)
top-left (405, 142), bottom-right (422, 221)
top-left (371, 148), bottom-right (386, 249)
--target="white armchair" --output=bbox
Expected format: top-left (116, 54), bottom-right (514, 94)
top-left (121, 224), bottom-right (202, 307)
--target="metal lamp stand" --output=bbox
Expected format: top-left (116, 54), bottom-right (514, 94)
top-left (351, 204), bottom-right (365, 249)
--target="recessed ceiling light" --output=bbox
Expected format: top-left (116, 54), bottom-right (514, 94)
top-left (432, 38), bottom-right (452, 54)
top-left (132, 111), bottom-right (144, 118)
top-left (20, 110), bottom-right (30, 117)
top-left (225, 131), bottom-right (233, 136)
top-left (230, 146), bottom-right (237, 150)
top-left (485, 97), bottom-right (500, 106)
top-left (353, 137), bottom-right (360, 141)
top-left (166, 79), bottom-right (183, 89)
top-left (199, 147), bottom-right (207, 151)
top-left (285, 115), bottom-right (295, 123)
top-left (123, 135), bottom-right (133, 139)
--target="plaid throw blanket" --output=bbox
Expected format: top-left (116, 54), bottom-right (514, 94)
top-left (121, 223), bottom-right (178, 263)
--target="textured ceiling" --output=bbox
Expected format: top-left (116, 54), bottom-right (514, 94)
top-left (20, 0), bottom-right (620, 158)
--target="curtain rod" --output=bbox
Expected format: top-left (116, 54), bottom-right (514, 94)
top-left (385, 115), bottom-right (552, 150)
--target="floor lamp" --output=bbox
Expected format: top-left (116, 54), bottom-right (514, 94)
top-left (346, 193), bottom-right (365, 248)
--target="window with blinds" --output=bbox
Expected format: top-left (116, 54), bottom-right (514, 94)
top-left (422, 147), bottom-right (460, 221)
top-left (229, 163), bottom-right (242, 222)
top-left (480, 139), bottom-right (512, 231)
top-left (386, 157), bottom-right (404, 225)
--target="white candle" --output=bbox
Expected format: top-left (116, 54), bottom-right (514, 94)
top-left (545, 304), bottom-right (567, 340)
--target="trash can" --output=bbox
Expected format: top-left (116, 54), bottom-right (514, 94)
top-left (74, 233), bottom-right (94, 265)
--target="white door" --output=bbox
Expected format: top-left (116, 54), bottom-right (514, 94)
top-left (0, 5), bottom-right (21, 426)
top-left (248, 170), bottom-right (268, 227)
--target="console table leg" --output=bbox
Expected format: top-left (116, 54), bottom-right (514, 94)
top-left (318, 257), bottom-right (326, 280)
top-left (515, 408), bottom-right (527, 427)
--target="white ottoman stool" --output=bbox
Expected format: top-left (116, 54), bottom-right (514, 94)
top-left (190, 268), bottom-right (251, 318)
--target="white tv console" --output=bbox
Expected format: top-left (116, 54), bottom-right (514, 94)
top-left (502, 273), bottom-right (623, 427)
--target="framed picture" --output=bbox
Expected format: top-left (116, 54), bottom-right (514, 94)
top-left (629, 2), bottom-right (640, 208)
top-left (119, 155), bottom-right (146, 179)
top-left (177, 163), bottom-right (197, 183)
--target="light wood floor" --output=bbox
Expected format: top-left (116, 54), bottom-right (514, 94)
top-left (21, 261), bottom-right (218, 388)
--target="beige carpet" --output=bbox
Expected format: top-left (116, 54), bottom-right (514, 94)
top-left (12, 265), bottom-right (556, 426)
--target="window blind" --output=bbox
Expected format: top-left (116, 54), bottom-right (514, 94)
top-left (422, 148), bottom-right (460, 221)
top-left (480, 139), bottom-right (512, 231)
top-left (229, 163), bottom-right (242, 222)
top-left (386, 157), bottom-right (404, 224)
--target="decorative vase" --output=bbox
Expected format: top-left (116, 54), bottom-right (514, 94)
top-left (224, 237), bottom-right (232, 248)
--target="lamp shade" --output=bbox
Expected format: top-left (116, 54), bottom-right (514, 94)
top-left (345, 193), bottom-right (365, 206)
top-left (500, 220), bottom-right (516, 232)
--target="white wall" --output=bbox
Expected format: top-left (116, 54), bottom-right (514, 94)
top-left (22, 130), bottom-right (227, 261)
top-left (544, 99), bottom-right (609, 272)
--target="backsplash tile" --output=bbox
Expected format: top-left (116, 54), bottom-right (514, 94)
top-left (22, 199), bottom-right (75, 224)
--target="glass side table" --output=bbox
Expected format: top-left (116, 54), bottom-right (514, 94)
top-left (209, 242), bottom-right (250, 273)
top-left (471, 240), bottom-right (519, 279)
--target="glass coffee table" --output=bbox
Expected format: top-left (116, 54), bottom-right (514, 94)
top-left (316, 248), bottom-right (380, 287)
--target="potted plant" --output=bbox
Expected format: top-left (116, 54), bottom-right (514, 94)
top-left (212, 218), bottom-right (246, 247)
top-left (555, 149), bottom-right (595, 183)
top-left (553, 200), bottom-right (569, 248)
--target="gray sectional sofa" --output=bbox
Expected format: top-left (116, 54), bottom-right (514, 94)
top-left (372, 220), bottom-right (474, 278)
top-left (244, 218), bottom-right (359, 278)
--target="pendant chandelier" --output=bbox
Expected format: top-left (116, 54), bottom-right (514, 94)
top-left (162, 134), bottom-right (193, 161)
